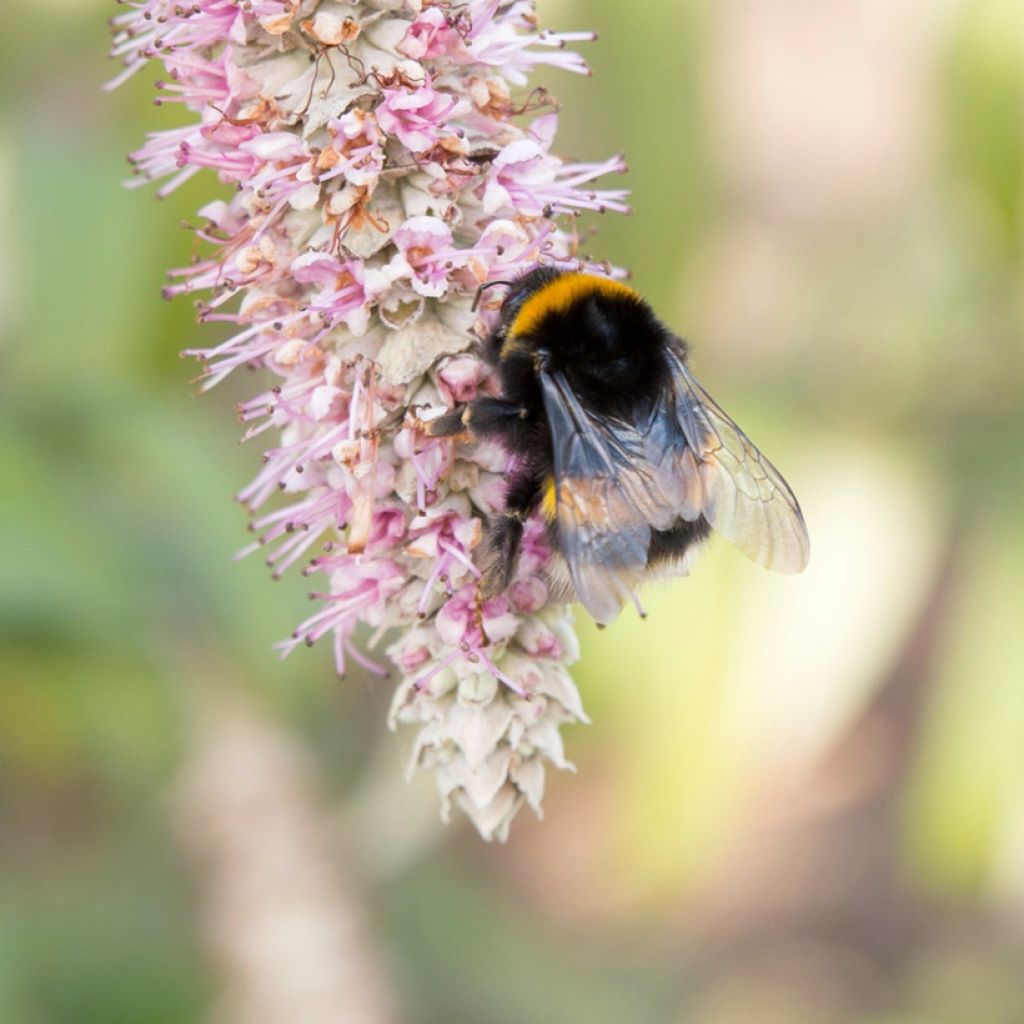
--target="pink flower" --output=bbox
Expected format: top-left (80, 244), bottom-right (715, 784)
top-left (398, 9), bottom-right (461, 62)
top-left (437, 355), bottom-right (486, 406)
top-left (390, 216), bottom-right (466, 298)
top-left (462, 1), bottom-right (596, 83)
top-left (483, 114), bottom-right (630, 218)
top-left (113, 0), bottom-right (627, 841)
top-left (324, 111), bottom-right (385, 189)
top-left (376, 77), bottom-right (470, 154)
top-left (289, 254), bottom-right (385, 337)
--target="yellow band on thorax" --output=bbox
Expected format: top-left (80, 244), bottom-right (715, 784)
top-left (507, 273), bottom-right (640, 341)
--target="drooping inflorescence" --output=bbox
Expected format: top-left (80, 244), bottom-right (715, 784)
top-left (110, 0), bottom-right (628, 840)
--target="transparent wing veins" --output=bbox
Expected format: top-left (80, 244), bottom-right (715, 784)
top-left (664, 344), bottom-right (810, 573)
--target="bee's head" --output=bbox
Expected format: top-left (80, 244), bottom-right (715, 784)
top-left (496, 267), bottom-right (565, 325)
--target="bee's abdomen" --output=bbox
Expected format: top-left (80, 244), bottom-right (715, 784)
top-left (646, 517), bottom-right (712, 570)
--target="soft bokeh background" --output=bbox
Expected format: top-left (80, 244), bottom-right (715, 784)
top-left (3, 0), bottom-right (1024, 1021)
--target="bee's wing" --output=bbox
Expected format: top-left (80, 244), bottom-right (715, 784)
top-left (664, 345), bottom-right (810, 574)
top-left (539, 369), bottom-right (678, 624)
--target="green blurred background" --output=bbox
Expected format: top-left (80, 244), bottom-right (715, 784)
top-left (3, 0), bottom-right (1024, 1021)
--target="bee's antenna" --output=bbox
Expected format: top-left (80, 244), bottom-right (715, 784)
top-left (472, 279), bottom-right (513, 312)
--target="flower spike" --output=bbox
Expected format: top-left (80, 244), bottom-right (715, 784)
top-left (112, 0), bottom-right (627, 840)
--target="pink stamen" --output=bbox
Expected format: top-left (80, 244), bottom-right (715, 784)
top-left (438, 539), bottom-right (481, 578)
top-left (411, 647), bottom-right (462, 692)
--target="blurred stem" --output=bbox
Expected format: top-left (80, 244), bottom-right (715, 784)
top-left (174, 683), bottom-right (398, 1024)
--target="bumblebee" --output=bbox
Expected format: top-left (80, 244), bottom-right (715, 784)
top-left (429, 267), bottom-right (810, 624)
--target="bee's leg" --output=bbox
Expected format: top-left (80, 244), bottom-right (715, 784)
top-left (472, 517), bottom-right (523, 645)
top-left (422, 403), bottom-right (468, 437)
top-left (422, 397), bottom-right (530, 440)
top-left (478, 516), bottom-right (524, 599)
top-left (464, 396), bottom-right (531, 439)
top-left (478, 472), bottom-right (541, 599)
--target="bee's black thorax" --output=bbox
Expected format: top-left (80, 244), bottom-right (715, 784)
top-left (491, 270), bottom-right (679, 422)
top-left (531, 291), bottom-right (672, 420)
